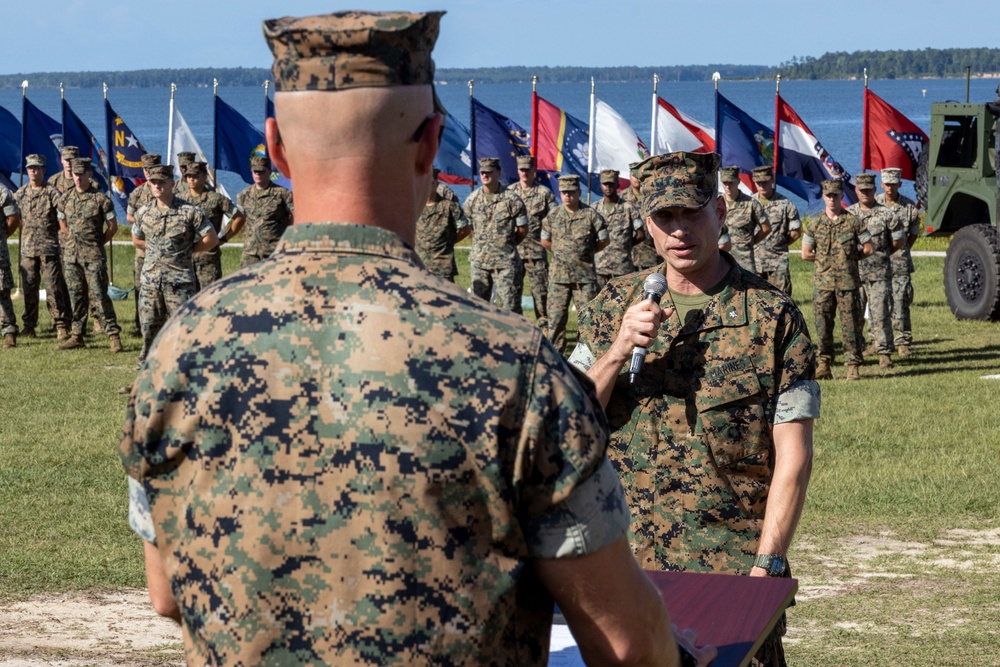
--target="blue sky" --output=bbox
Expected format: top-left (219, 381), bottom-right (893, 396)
top-left (4, 0), bottom-right (1000, 74)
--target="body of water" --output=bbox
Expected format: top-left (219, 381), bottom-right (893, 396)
top-left (2, 77), bottom-right (998, 211)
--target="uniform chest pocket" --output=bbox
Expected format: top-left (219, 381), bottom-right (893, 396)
top-left (694, 358), bottom-right (769, 468)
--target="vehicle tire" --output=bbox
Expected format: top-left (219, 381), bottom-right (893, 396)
top-left (944, 224), bottom-right (1000, 320)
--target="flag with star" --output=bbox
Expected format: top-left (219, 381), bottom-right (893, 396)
top-left (104, 98), bottom-right (146, 209)
top-left (863, 88), bottom-right (928, 181)
top-left (470, 96), bottom-right (532, 186)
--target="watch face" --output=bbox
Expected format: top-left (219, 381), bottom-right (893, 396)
top-left (768, 556), bottom-right (787, 576)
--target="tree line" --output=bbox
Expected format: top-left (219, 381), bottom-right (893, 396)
top-left (778, 48), bottom-right (1000, 80)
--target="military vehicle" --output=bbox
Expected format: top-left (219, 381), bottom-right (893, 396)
top-left (923, 88), bottom-right (1000, 319)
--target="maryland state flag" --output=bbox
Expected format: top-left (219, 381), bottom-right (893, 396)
top-left (104, 99), bottom-right (146, 209)
top-left (863, 88), bottom-right (928, 181)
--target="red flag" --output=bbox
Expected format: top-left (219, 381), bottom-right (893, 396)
top-left (862, 88), bottom-right (928, 180)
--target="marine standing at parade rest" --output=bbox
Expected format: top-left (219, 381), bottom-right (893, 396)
top-left (622, 161), bottom-right (661, 270)
top-left (48, 146), bottom-right (99, 194)
top-left (463, 156), bottom-right (529, 313)
top-left (227, 156), bottom-right (294, 268)
top-left (132, 164), bottom-right (218, 363)
top-left (414, 171), bottom-right (470, 282)
top-left (541, 174), bottom-right (609, 355)
top-left (128, 153), bottom-right (163, 338)
top-left (183, 161), bottom-right (243, 290)
top-left (15, 154), bottom-right (71, 341)
top-left (594, 168), bottom-right (641, 290)
top-left (570, 150), bottom-right (819, 667)
top-left (848, 172), bottom-right (904, 369)
top-left (511, 155), bottom-right (556, 329)
top-left (720, 165), bottom-right (771, 274)
top-left (801, 179), bottom-right (873, 380)
top-left (752, 165), bottom-right (802, 295)
top-left (121, 10), bottom-right (711, 667)
top-left (877, 167), bottom-right (920, 356)
top-left (56, 158), bottom-right (123, 352)
top-left (0, 182), bottom-right (21, 348)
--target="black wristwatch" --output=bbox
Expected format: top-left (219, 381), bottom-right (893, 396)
top-left (753, 553), bottom-right (788, 577)
top-left (678, 644), bottom-right (697, 667)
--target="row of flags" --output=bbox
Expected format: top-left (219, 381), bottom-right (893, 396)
top-left (435, 83), bottom-right (928, 210)
top-left (0, 86), bottom-right (288, 217)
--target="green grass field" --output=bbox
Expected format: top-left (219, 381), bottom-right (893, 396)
top-left (1, 239), bottom-right (998, 665)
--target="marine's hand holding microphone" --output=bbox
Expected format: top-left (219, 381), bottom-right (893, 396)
top-left (628, 273), bottom-right (668, 385)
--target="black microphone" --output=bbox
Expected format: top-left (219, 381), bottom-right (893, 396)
top-left (629, 273), bottom-right (668, 385)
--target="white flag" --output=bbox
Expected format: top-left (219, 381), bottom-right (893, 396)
top-left (651, 96), bottom-right (716, 155)
top-left (167, 98), bottom-right (230, 200)
top-left (592, 99), bottom-right (649, 178)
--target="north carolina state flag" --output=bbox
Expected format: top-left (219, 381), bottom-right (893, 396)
top-left (863, 88), bottom-right (928, 180)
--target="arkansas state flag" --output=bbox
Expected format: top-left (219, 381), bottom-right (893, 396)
top-left (533, 93), bottom-right (594, 194)
top-left (592, 99), bottom-right (649, 190)
top-left (776, 94), bottom-right (857, 208)
top-left (652, 96), bottom-right (715, 154)
top-left (863, 89), bottom-right (928, 180)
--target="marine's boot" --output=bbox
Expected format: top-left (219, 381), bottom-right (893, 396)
top-left (863, 342), bottom-right (876, 357)
top-left (20, 327), bottom-right (36, 338)
top-left (55, 325), bottom-right (69, 341)
top-left (879, 353), bottom-right (894, 369)
top-left (109, 334), bottom-right (123, 354)
top-left (2, 334), bottom-right (15, 349)
top-left (846, 364), bottom-right (861, 381)
top-left (815, 357), bottom-right (833, 380)
top-left (57, 334), bottom-right (85, 350)
top-left (92, 318), bottom-right (104, 334)
top-left (897, 344), bottom-right (910, 357)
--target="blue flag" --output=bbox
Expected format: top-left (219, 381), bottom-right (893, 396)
top-left (216, 95), bottom-right (265, 185)
top-left (22, 98), bottom-right (62, 177)
top-left (63, 99), bottom-right (109, 193)
top-left (0, 104), bottom-right (22, 184)
top-left (105, 99), bottom-right (146, 209)
top-left (264, 96), bottom-right (293, 190)
top-left (470, 97), bottom-right (531, 186)
top-left (715, 92), bottom-right (775, 190)
top-left (434, 110), bottom-right (473, 185)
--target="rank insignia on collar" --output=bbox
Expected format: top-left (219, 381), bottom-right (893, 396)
top-left (728, 308), bottom-right (738, 319)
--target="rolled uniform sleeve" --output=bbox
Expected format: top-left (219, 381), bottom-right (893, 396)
top-left (127, 477), bottom-right (157, 544)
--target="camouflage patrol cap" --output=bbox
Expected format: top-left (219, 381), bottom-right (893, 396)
top-left (140, 153), bottom-right (162, 169)
top-left (478, 157), bottom-right (500, 173)
top-left (146, 164), bottom-right (174, 181)
top-left (516, 155), bottom-right (536, 169)
top-left (752, 165), bottom-right (774, 182)
top-left (600, 169), bottom-right (620, 184)
top-left (25, 154), bottom-right (45, 168)
top-left (61, 146), bottom-right (80, 160)
top-left (558, 174), bottom-right (581, 192)
top-left (635, 151), bottom-right (720, 217)
top-left (881, 168), bottom-right (902, 185)
top-left (821, 179), bottom-right (843, 195)
top-left (250, 156), bottom-right (271, 172)
top-left (176, 151), bottom-right (196, 165)
top-left (262, 10), bottom-right (444, 109)
top-left (185, 161), bottom-right (207, 176)
top-left (70, 157), bottom-right (92, 174)
top-left (719, 165), bottom-right (741, 183)
top-left (855, 172), bottom-right (876, 189)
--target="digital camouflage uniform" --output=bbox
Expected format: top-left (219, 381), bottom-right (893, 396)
top-left (183, 188), bottom-right (238, 290)
top-left (128, 182), bottom-right (156, 331)
top-left (236, 182), bottom-right (294, 268)
top-left (877, 192), bottom-right (920, 347)
top-left (133, 199), bottom-right (214, 361)
top-left (122, 222), bottom-right (629, 667)
top-left (15, 182), bottom-right (72, 333)
top-left (622, 187), bottom-right (659, 269)
top-left (415, 193), bottom-right (469, 282)
top-left (48, 172), bottom-right (99, 195)
top-left (0, 186), bottom-right (19, 337)
top-left (512, 183), bottom-right (556, 329)
top-left (754, 192), bottom-right (801, 295)
top-left (463, 184), bottom-right (528, 312)
top-left (803, 210), bottom-right (871, 367)
top-left (724, 192), bottom-right (769, 273)
top-left (594, 197), bottom-right (641, 290)
top-left (56, 185), bottom-right (121, 338)
top-left (848, 202), bottom-right (904, 355)
top-left (570, 257), bottom-right (820, 667)
top-left (436, 181), bottom-right (458, 202)
top-left (542, 202), bottom-right (608, 355)
top-left (174, 177), bottom-right (213, 199)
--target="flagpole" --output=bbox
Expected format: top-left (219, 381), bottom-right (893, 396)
top-left (14, 82), bottom-right (27, 298)
top-left (263, 79), bottom-right (270, 136)
top-left (650, 73), bottom-right (659, 156)
top-left (773, 74), bottom-right (781, 173)
top-left (59, 83), bottom-right (65, 158)
top-left (712, 72), bottom-right (721, 164)
top-left (167, 83), bottom-right (176, 177)
top-left (587, 77), bottom-right (596, 205)
top-left (530, 76), bottom-right (538, 158)
top-left (103, 82), bottom-right (114, 287)
top-left (213, 78), bottom-right (219, 178)
top-left (862, 69), bottom-right (869, 172)
top-left (468, 79), bottom-right (477, 187)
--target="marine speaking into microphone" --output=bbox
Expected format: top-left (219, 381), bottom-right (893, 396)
top-left (628, 272), bottom-right (668, 384)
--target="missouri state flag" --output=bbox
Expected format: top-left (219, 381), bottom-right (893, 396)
top-left (776, 94), bottom-right (857, 208)
top-left (652, 96), bottom-right (715, 155)
top-left (863, 88), bottom-right (928, 180)
top-left (104, 99), bottom-right (146, 209)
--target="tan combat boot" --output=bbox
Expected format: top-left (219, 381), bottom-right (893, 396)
top-left (2, 334), bottom-right (15, 349)
top-left (57, 334), bottom-right (85, 350)
top-left (109, 334), bottom-right (123, 354)
top-left (56, 325), bottom-right (69, 341)
top-left (815, 357), bottom-right (833, 380)
top-left (897, 344), bottom-right (910, 357)
top-left (879, 354), bottom-right (894, 369)
top-left (846, 364), bottom-right (861, 381)
top-left (92, 319), bottom-right (104, 334)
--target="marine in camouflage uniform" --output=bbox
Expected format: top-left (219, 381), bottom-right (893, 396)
top-left (0, 184), bottom-right (21, 346)
top-left (751, 166), bottom-right (801, 295)
top-left (15, 154), bottom-right (71, 339)
top-left (594, 169), bottom-right (641, 290)
top-left (127, 153), bottom-right (163, 336)
top-left (415, 176), bottom-right (470, 282)
top-left (120, 12), bottom-right (691, 666)
top-left (172, 151), bottom-right (198, 198)
top-left (720, 165), bottom-right (770, 274)
top-left (570, 151), bottom-right (819, 667)
top-left (56, 158), bottom-right (122, 351)
top-left (47, 146), bottom-right (100, 195)
top-left (510, 155), bottom-right (555, 329)
top-left (802, 179), bottom-right (874, 380)
top-left (622, 164), bottom-right (660, 270)
top-left (463, 157), bottom-right (529, 313)
top-left (848, 173), bottom-right (905, 367)
top-left (542, 175), bottom-right (609, 355)
top-left (183, 161), bottom-right (243, 290)
top-left (232, 156), bottom-right (294, 267)
top-left (877, 167), bottom-right (920, 355)
top-left (433, 169), bottom-right (458, 203)
top-left (132, 164), bottom-right (218, 362)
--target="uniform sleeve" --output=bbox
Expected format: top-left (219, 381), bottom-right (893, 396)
top-left (541, 211), bottom-right (552, 241)
top-left (773, 304), bottom-right (821, 423)
top-left (1, 188), bottom-right (19, 217)
top-left (127, 477), bottom-right (157, 543)
top-left (193, 207), bottom-right (214, 238)
top-left (594, 210), bottom-right (609, 242)
top-left (461, 190), bottom-right (475, 221)
top-left (510, 193), bottom-right (528, 228)
top-left (101, 195), bottom-right (115, 221)
top-left (801, 220), bottom-right (815, 247)
top-left (786, 200), bottom-right (802, 231)
top-left (283, 188), bottom-right (294, 214)
top-left (132, 207), bottom-right (146, 239)
top-left (56, 195), bottom-right (67, 220)
top-left (451, 201), bottom-right (469, 230)
top-left (753, 198), bottom-right (770, 228)
top-left (223, 196), bottom-right (238, 217)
